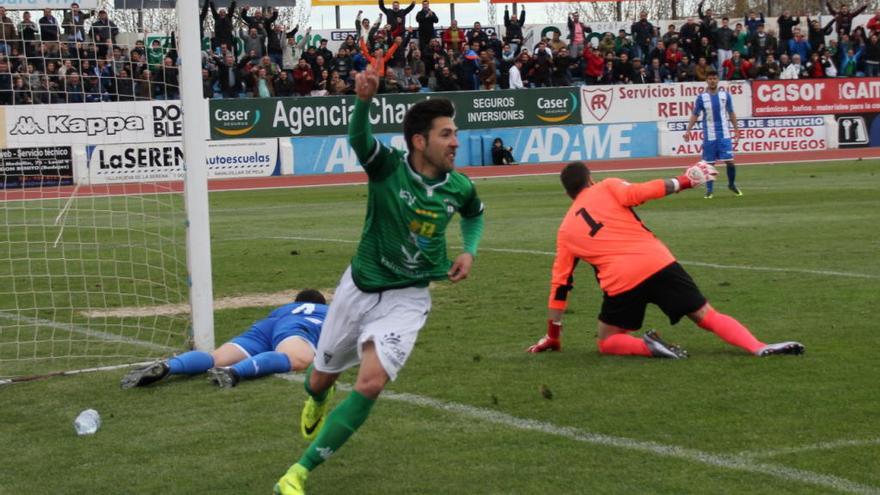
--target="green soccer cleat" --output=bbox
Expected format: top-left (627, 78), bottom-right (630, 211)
top-left (120, 361), bottom-right (169, 389)
top-left (274, 464), bottom-right (308, 495)
top-left (728, 185), bottom-right (743, 196)
top-left (704, 193), bottom-right (713, 199)
top-left (300, 384), bottom-right (336, 441)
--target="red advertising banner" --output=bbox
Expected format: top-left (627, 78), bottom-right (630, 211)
top-left (752, 78), bottom-right (880, 116)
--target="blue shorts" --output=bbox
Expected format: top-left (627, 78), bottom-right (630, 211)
top-left (230, 318), bottom-right (319, 358)
top-left (702, 138), bottom-right (734, 162)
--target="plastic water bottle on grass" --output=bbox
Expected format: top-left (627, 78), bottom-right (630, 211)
top-left (73, 409), bottom-right (101, 436)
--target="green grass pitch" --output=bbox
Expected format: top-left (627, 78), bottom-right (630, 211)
top-left (2, 160), bottom-right (879, 494)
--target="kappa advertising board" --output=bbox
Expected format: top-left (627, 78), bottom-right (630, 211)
top-left (209, 87), bottom-right (580, 139)
top-left (3, 101), bottom-right (184, 148)
top-left (580, 81), bottom-right (753, 125)
top-left (661, 117), bottom-right (832, 156)
top-left (0, 146), bottom-right (73, 189)
top-left (83, 139), bottom-right (278, 184)
top-left (285, 122), bottom-right (657, 175)
top-left (752, 79), bottom-right (880, 117)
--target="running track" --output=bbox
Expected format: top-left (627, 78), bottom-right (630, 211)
top-left (3, 148), bottom-right (880, 201)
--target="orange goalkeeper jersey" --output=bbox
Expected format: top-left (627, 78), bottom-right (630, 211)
top-left (548, 178), bottom-right (676, 310)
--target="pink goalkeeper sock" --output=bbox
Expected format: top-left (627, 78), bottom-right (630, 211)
top-left (597, 333), bottom-right (652, 356)
top-left (697, 308), bottom-right (765, 354)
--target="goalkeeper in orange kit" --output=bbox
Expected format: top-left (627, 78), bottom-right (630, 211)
top-left (527, 161), bottom-right (804, 358)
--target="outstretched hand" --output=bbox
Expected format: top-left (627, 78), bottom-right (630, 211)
top-left (355, 66), bottom-right (380, 101)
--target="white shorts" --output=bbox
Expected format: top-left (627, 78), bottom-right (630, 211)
top-left (314, 266), bottom-right (431, 381)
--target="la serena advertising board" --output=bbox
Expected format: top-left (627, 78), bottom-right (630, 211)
top-left (209, 88), bottom-right (580, 139)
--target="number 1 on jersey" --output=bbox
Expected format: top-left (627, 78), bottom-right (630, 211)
top-left (576, 208), bottom-right (604, 237)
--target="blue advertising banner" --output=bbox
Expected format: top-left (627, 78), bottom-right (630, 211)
top-left (287, 123), bottom-right (658, 175)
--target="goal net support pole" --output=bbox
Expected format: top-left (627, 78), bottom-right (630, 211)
top-left (176, 0), bottom-right (215, 352)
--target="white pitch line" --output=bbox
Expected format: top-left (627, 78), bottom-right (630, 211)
top-left (275, 374), bottom-right (880, 495)
top-left (739, 438), bottom-right (880, 459)
top-left (0, 310), bottom-right (177, 352)
top-left (234, 235), bottom-right (880, 281)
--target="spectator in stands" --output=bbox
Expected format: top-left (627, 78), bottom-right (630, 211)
top-left (38, 8), bottom-right (59, 42)
top-left (407, 48), bottom-right (427, 85)
top-left (804, 51), bottom-right (829, 77)
top-left (467, 22), bottom-right (488, 50)
top-left (292, 57), bottom-right (314, 96)
top-left (0, 7), bottom-right (17, 56)
top-left (383, 68), bottom-right (401, 92)
top-left (675, 54), bottom-right (696, 81)
top-left (160, 56), bottom-right (179, 99)
top-left (788, 28), bottom-right (811, 63)
top-left (582, 44), bottom-right (604, 84)
top-left (698, 0), bottom-right (717, 34)
top-left (744, 10), bottom-right (765, 36)
top-left (695, 36), bottom-right (716, 69)
top-left (713, 17), bottom-right (734, 70)
top-left (723, 50), bottom-right (750, 79)
top-left (210, 1), bottom-right (237, 52)
top-left (19, 12), bottom-right (38, 43)
top-left (415, 1), bottom-right (438, 50)
top-left (827, 1), bottom-right (867, 37)
top-left (360, 35), bottom-right (400, 78)
top-left (90, 11), bottom-right (118, 59)
top-left (478, 50), bottom-right (496, 89)
top-left (61, 3), bottom-right (90, 43)
top-left (780, 53), bottom-right (803, 78)
top-left (434, 64), bottom-right (459, 91)
top-left (732, 23), bottom-right (749, 56)
top-left (507, 58), bottom-right (525, 88)
top-left (380, 0), bottom-right (415, 38)
top-left (62, 71), bottom-right (85, 102)
top-left (202, 67), bottom-right (216, 98)
top-left (694, 56), bottom-right (711, 80)
top-left (567, 12), bottom-right (590, 56)
top-left (400, 65), bottom-right (421, 92)
top-left (267, 24), bottom-right (288, 66)
top-left (807, 16), bottom-right (835, 54)
top-left (217, 53), bottom-right (246, 98)
top-left (679, 17), bottom-right (699, 54)
top-left (504, 7), bottom-right (525, 53)
top-left (614, 29), bottom-right (633, 58)
top-left (777, 10), bottom-right (800, 50)
top-left (662, 24), bottom-right (679, 47)
top-left (282, 27), bottom-right (308, 73)
top-left (631, 11), bottom-right (654, 61)
top-left (749, 24), bottom-right (776, 65)
top-left (598, 32), bottom-right (615, 57)
top-left (864, 33), bottom-right (880, 76)
top-left (243, 27), bottom-right (266, 58)
top-left (491, 138), bottom-right (515, 165)
top-left (552, 46), bottom-right (575, 85)
top-left (840, 46), bottom-right (864, 76)
top-left (548, 30), bottom-right (566, 54)
top-left (755, 53), bottom-right (778, 79)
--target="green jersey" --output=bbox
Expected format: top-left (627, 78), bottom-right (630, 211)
top-left (348, 100), bottom-right (484, 292)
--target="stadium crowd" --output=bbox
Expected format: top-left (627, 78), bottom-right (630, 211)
top-left (0, 0), bottom-right (877, 103)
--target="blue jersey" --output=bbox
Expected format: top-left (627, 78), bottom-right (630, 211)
top-left (693, 90), bottom-right (734, 142)
top-left (231, 302), bottom-right (328, 356)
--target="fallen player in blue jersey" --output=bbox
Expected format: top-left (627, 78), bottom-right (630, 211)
top-left (120, 289), bottom-right (327, 389)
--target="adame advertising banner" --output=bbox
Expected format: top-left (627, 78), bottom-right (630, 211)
top-left (285, 122), bottom-right (657, 175)
top-left (83, 139), bottom-right (278, 185)
top-left (581, 81), bottom-right (752, 124)
top-left (660, 116), bottom-right (832, 156)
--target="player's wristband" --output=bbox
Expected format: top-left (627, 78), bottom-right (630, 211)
top-left (547, 319), bottom-right (562, 340)
top-left (673, 174), bottom-right (693, 192)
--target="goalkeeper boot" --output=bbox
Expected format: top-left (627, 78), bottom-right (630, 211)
top-left (643, 330), bottom-right (689, 359)
top-left (756, 341), bottom-right (804, 357)
top-left (120, 361), bottom-right (170, 389)
top-left (274, 464), bottom-right (308, 495)
top-left (207, 367), bottom-right (240, 388)
top-left (728, 184), bottom-right (743, 196)
top-left (301, 384), bottom-right (336, 440)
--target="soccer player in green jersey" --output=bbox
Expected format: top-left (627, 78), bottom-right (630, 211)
top-left (274, 66), bottom-right (485, 495)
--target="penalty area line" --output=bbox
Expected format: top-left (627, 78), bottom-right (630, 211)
top-left (276, 373), bottom-right (880, 495)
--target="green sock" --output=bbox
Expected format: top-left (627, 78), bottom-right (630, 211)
top-left (303, 365), bottom-right (329, 402)
top-left (298, 391), bottom-right (375, 471)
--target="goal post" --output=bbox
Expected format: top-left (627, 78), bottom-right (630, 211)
top-left (0, 0), bottom-right (215, 380)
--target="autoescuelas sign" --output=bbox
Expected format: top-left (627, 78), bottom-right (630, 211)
top-left (580, 81), bottom-right (753, 124)
top-left (752, 78), bottom-right (880, 116)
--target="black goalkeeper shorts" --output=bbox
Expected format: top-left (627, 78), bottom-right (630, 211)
top-left (598, 262), bottom-right (707, 331)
